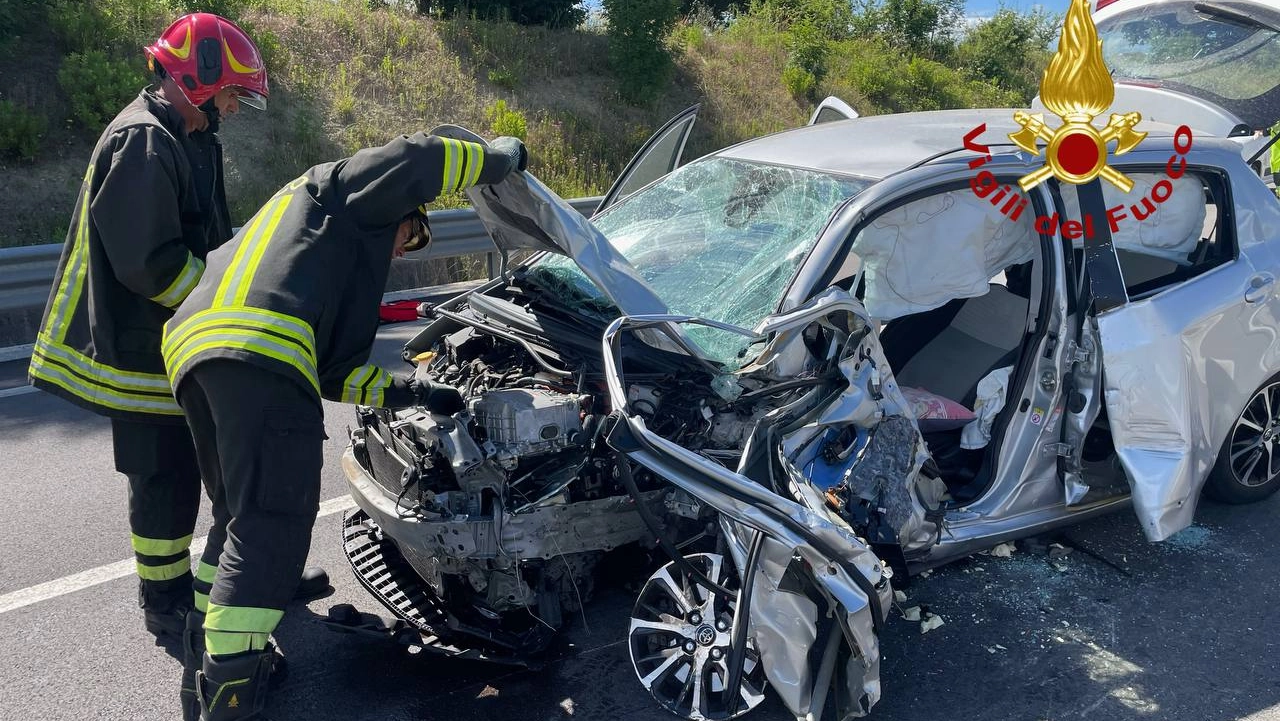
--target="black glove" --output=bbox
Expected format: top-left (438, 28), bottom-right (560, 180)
top-left (490, 136), bottom-right (528, 175)
top-left (410, 378), bottom-right (465, 415)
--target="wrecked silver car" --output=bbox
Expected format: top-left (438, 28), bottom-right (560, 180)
top-left (337, 61), bottom-right (1280, 714)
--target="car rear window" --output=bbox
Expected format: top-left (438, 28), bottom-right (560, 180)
top-left (1097, 2), bottom-right (1280, 103)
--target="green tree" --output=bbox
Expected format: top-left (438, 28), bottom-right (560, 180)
top-left (680, 0), bottom-right (744, 18)
top-left (426, 0), bottom-right (586, 29)
top-left (750, 0), bottom-right (853, 38)
top-left (958, 7), bottom-right (1057, 101)
top-left (880, 0), bottom-right (963, 57)
top-left (604, 0), bottom-right (680, 104)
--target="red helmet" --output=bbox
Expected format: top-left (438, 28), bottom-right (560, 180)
top-left (145, 13), bottom-right (268, 110)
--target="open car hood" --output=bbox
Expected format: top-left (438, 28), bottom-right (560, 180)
top-left (466, 173), bottom-right (669, 317)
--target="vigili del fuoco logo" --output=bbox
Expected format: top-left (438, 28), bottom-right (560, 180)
top-left (961, 0), bottom-right (1194, 241)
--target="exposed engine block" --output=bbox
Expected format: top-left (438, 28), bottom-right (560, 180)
top-left (470, 388), bottom-right (583, 465)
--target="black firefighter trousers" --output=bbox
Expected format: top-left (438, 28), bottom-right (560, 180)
top-left (111, 418), bottom-right (201, 599)
top-left (176, 360), bottom-right (326, 656)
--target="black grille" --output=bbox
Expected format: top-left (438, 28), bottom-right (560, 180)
top-left (361, 431), bottom-right (409, 498)
top-left (342, 510), bottom-right (446, 631)
top-left (340, 510), bottom-right (556, 665)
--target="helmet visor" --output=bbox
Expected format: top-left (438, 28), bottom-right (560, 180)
top-left (403, 214), bottom-right (431, 253)
top-left (235, 88), bottom-right (268, 111)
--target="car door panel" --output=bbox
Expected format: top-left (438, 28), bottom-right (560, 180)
top-left (1097, 250), bottom-right (1264, 540)
top-left (809, 96), bottom-right (859, 125)
top-left (597, 104), bottom-right (699, 213)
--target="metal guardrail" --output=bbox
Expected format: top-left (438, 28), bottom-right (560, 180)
top-left (0, 244), bottom-right (62, 313)
top-left (0, 196), bottom-right (602, 315)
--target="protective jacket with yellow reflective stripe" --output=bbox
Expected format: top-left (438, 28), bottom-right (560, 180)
top-left (28, 90), bottom-right (231, 422)
top-left (163, 132), bottom-right (516, 407)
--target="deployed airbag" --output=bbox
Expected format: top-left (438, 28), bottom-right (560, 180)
top-left (1060, 173), bottom-right (1206, 264)
top-left (852, 190), bottom-right (1036, 320)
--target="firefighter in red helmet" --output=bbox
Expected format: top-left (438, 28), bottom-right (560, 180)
top-left (28, 10), bottom-right (326, 677)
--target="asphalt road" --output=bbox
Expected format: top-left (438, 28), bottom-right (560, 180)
top-left (1, 323), bottom-right (1278, 721)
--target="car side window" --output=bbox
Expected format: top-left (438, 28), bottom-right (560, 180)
top-left (1060, 171), bottom-right (1235, 301)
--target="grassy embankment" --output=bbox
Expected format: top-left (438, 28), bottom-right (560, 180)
top-left (0, 0), bottom-right (1048, 284)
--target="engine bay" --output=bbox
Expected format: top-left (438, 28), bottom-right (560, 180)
top-left (345, 280), bottom-right (755, 657)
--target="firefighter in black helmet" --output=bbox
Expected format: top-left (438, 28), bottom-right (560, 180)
top-left (28, 12), bottom-right (328, 647)
top-left (163, 130), bottom-right (528, 720)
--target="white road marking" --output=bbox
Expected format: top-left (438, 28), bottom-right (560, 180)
top-left (0, 495), bottom-right (358, 616)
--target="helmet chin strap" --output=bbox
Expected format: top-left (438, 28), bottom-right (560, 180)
top-left (158, 75), bottom-right (210, 134)
top-left (199, 100), bottom-right (221, 133)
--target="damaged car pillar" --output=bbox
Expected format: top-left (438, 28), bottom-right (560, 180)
top-left (601, 294), bottom-right (946, 720)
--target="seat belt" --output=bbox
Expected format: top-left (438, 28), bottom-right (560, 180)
top-left (1055, 180), bottom-right (1124, 501)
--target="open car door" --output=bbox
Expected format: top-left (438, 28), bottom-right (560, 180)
top-left (809, 95), bottom-right (859, 125)
top-left (596, 104), bottom-right (699, 214)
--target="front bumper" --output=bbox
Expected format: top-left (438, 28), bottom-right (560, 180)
top-left (338, 449), bottom-right (558, 660)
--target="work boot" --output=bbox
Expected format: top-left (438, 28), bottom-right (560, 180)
top-left (197, 648), bottom-right (278, 720)
top-left (184, 612), bottom-right (287, 719)
top-left (139, 572), bottom-right (193, 638)
top-left (293, 566), bottom-right (330, 601)
top-left (181, 611), bottom-right (206, 721)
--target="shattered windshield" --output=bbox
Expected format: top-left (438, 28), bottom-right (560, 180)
top-left (528, 158), bottom-right (868, 364)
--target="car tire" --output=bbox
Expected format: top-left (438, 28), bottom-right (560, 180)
top-left (1206, 374), bottom-right (1280, 504)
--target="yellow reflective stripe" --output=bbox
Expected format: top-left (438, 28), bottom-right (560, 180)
top-left (365, 368), bottom-right (393, 406)
top-left (196, 561), bottom-right (218, 583)
top-left (131, 533), bottom-right (193, 557)
top-left (136, 557), bottom-right (190, 581)
top-left (442, 138), bottom-right (459, 193)
top-left (46, 165), bottom-right (94, 343)
top-left (341, 365), bottom-right (395, 405)
top-left (463, 141), bottom-right (485, 188)
top-left (206, 603), bottom-right (284, 635)
top-left (150, 253), bottom-right (204, 309)
top-left (166, 332), bottom-right (320, 395)
top-left (229, 196), bottom-right (293, 307)
top-left (205, 630), bottom-right (270, 657)
top-left (30, 352), bottom-right (183, 415)
top-left (341, 366), bottom-right (374, 403)
top-left (34, 334), bottom-right (172, 392)
top-left (213, 196), bottom-right (280, 306)
top-left (194, 591), bottom-right (210, 613)
top-left (222, 38), bottom-right (260, 74)
top-left (163, 308), bottom-right (315, 362)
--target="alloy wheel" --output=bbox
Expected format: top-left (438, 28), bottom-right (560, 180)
top-left (627, 553), bottom-right (766, 721)
top-left (1228, 382), bottom-right (1280, 488)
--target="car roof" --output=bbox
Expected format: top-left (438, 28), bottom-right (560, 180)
top-left (716, 108), bottom-right (1189, 180)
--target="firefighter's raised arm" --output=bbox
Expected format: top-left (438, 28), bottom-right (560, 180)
top-left (334, 132), bottom-right (527, 229)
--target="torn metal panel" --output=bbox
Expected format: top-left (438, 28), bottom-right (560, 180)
top-left (625, 431), bottom-right (890, 721)
top-left (767, 289), bottom-right (944, 552)
top-left (603, 306), bottom-right (904, 720)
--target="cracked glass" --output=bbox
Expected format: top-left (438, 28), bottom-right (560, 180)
top-left (529, 158), bottom-right (868, 364)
